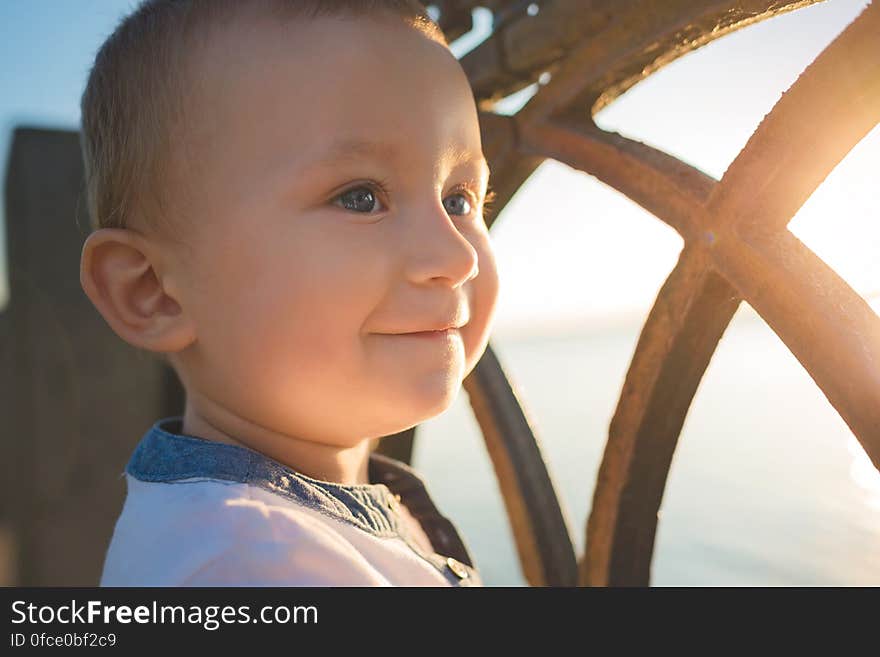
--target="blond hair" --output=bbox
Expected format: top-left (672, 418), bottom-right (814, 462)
top-left (79, 0), bottom-right (446, 237)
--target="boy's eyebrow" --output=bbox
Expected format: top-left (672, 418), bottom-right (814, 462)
top-left (300, 138), bottom-right (491, 180)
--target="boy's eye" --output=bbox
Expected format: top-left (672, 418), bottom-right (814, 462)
top-left (333, 184), bottom-right (387, 214)
top-left (443, 192), bottom-right (472, 217)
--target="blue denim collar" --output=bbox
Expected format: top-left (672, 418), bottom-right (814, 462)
top-left (127, 416), bottom-right (409, 537)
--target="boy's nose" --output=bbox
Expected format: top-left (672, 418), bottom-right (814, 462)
top-left (401, 204), bottom-right (480, 287)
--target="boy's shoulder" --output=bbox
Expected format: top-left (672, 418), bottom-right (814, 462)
top-left (104, 475), bottom-right (392, 585)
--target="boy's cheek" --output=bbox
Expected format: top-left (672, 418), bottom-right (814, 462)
top-left (461, 243), bottom-right (500, 366)
top-left (473, 235), bottom-right (501, 307)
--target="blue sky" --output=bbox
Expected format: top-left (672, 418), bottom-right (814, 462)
top-left (1, 0), bottom-right (877, 336)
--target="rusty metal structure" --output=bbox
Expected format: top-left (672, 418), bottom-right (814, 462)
top-left (2, 0), bottom-right (878, 586)
top-left (380, 0), bottom-right (880, 586)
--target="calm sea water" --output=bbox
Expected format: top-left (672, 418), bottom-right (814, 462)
top-left (410, 305), bottom-right (880, 586)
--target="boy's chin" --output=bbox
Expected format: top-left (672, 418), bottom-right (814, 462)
top-left (403, 379), bottom-right (462, 421)
top-left (366, 380), bottom-right (461, 435)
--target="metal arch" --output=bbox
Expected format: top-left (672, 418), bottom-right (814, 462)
top-left (381, 0), bottom-right (879, 586)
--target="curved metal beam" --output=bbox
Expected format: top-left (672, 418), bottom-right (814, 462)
top-left (464, 345), bottom-right (579, 586)
top-left (581, 1), bottom-right (880, 586)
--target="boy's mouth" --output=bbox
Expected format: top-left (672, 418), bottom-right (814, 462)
top-left (399, 328), bottom-right (459, 339)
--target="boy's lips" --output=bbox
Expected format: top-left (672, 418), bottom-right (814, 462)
top-left (370, 311), bottom-right (468, 338)
top-left (385, 317), bottom-right (467, 334)
top-left (397, 328), bottom-right (460, 339)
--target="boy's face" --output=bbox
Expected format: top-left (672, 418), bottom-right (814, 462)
top-left (164, 13), bottom-right (499, 445)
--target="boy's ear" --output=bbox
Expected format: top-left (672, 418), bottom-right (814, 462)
top-left (79, 228), bottom-right (196, 354)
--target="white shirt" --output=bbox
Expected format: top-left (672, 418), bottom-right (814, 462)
top-left (100, 417), bottom-right (481, 587)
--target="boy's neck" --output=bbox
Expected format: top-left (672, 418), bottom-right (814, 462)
top-left (180, 402), bottom-right (373, 486)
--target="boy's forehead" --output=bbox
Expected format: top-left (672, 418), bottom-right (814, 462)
top-left (298, 137), bottom-right (491, 180)
top-left (181, 11), bottom-right (486, 195)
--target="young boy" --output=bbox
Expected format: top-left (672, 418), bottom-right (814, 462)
top-left (79, 0), bottom-right (499, 586)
